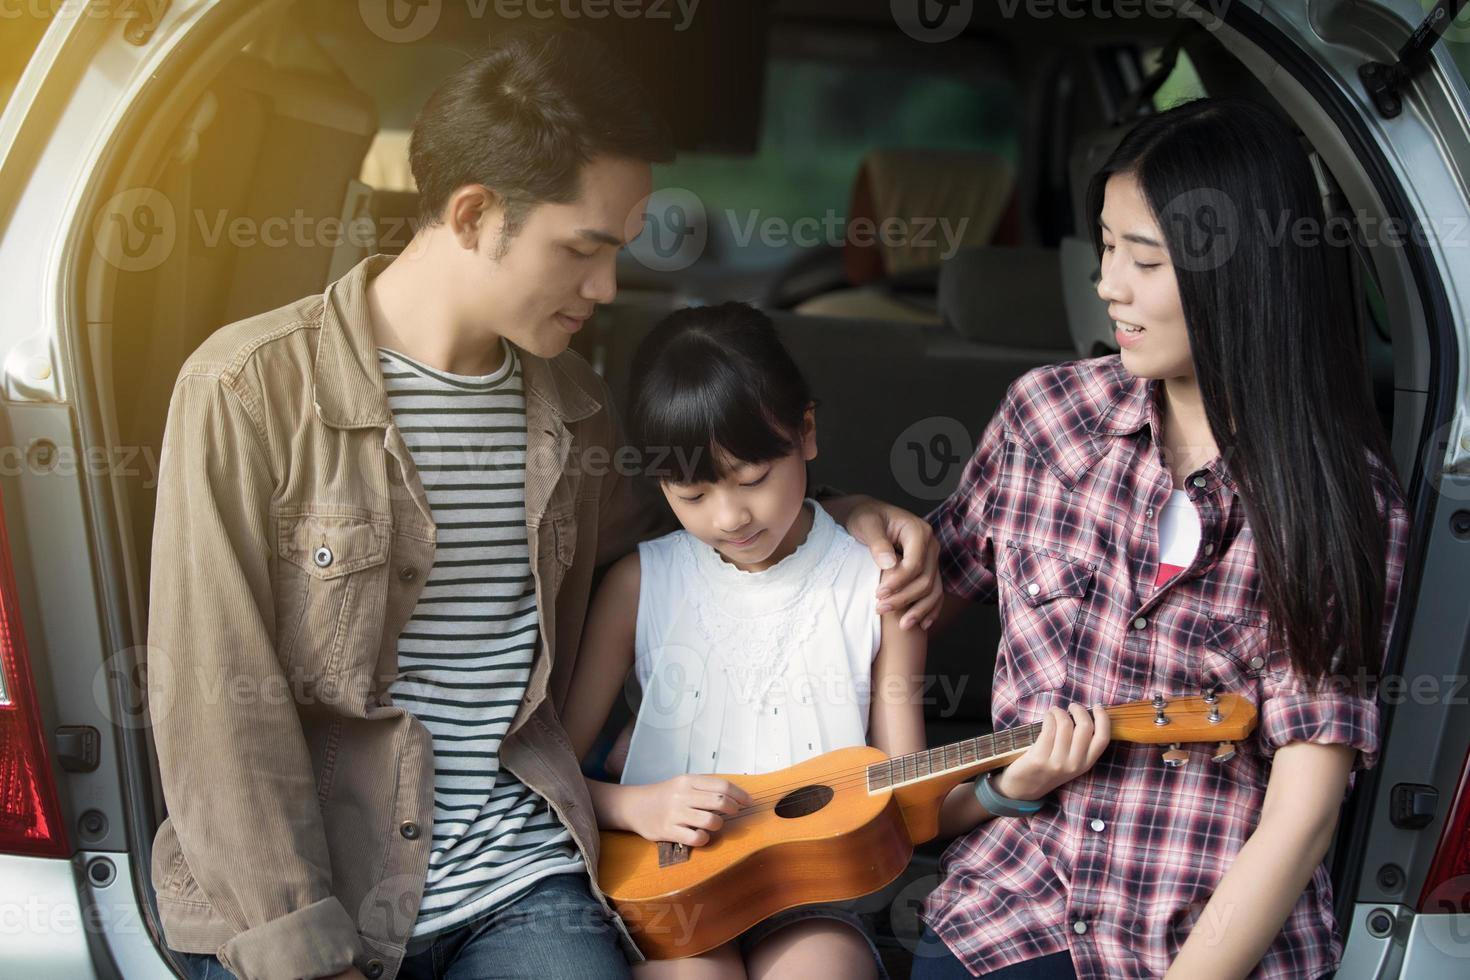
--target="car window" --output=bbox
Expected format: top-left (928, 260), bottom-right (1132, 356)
top-left (648, 55), bottom-right (1018, 271)
top-left (1446, 11), bottom-right (1470, 88)
top-left (1147, 47), bottom-right (1206, 108)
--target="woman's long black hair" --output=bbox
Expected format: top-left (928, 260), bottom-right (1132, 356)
top-left (1086, 97), bottom-right (1396, 685)
top-left (627, 302), bottom-right (814, 486)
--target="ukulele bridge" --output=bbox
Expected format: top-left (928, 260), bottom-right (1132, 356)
top-left (657, 841), bottom-right (691, 867)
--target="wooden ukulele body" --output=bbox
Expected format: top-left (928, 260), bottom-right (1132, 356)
top-left (598, 745), bottom-right (934, 960)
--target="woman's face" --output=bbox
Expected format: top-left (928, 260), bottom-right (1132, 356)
top-left (1096, 172), bottom-right (1194, 380)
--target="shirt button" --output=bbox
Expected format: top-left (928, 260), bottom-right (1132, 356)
top-left (1133, 616), bottom-right (1148, 630)
top-left (313, 546), bottom-right (334, 568)
top-left (1192, 476), bottom-right (1207, 488)
top-left (398, 564), bottom-right (418, 581)
top-left (364, 960), bottom-right (384, 979)
top-left (1249, 655), bottom-right (1265, 670)
top-left (1146, 508), bottom-right (1154, 518)
top-left (1073, 920), bottom-right (1089, 935)
top-left (399, 820), bottom-right (421, 840)
top-left (1090, 818), bottom-right (1106, 832)
top-left (1203, 543), bottom-right (1215, 555)
top-left (1027, 582), bottom-right (1041, 597)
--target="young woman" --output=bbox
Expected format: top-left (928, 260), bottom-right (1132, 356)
top-left (562, 303), bottom-right (980, 978)
top-left (914, 98), bottom-right (1412, 980)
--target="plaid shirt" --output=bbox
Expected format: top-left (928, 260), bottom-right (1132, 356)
top-left (922, 355), bottom-right (1411, 979)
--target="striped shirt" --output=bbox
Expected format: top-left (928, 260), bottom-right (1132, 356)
top-left (378, 341), bottom-right (583, 938)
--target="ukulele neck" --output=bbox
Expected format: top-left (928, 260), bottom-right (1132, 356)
top-left (867, 723), bottom-right (1042, 793)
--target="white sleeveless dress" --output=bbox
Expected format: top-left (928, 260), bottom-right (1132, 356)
top-left (619, 500), bottom-right (884, 786)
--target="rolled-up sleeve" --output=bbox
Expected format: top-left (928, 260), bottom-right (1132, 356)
top-left (149, 370), bottom-right (360, 980)
top-left (1259, 692), bottom-right (1382, 769)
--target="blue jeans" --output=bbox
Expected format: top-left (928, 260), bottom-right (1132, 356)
top-left (909, 927), bottom-right (1076, 979)
top-left (174, 873), bottom-right (630, 980)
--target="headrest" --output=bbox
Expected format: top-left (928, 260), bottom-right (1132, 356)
top-left (1059, 236), bottom-right (1118, 357)
top-left (937, 247), bottom-right (1073, 350)
top-left (845, 148), bottom-right (1015, 286)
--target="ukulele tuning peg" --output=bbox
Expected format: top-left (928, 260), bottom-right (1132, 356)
top-left (1161, 743), bottom-right (1189, 768)
top-left (1212, 742), bottom-right (1237, 763)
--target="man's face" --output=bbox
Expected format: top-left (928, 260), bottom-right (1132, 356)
top-left (455, 155), bottom-right (653, 359)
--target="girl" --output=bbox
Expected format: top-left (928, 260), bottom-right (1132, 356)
top-left (563, 302), bottom-right (970, 979)
top-left (915, 97), bottom-right (1411, 980)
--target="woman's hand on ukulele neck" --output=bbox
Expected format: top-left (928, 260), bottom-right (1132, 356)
top-left (994, 703), bottom-right (1112, 802)
top-left (630, 774), bottom-right (755, 847)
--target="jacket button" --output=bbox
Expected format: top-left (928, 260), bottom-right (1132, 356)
top-left (398, 564), bottom-right (417, 581)
top-left (400, 820), bottom-right (421, 840)
top-left (313, 546), bottom-right (334, 568)
top-left (364, 960), bottom-right (384, 979)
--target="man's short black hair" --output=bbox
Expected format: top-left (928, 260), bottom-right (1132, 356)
top-left (409, 27), bottom-right (675, 243)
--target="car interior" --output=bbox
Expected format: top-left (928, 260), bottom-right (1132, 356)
top-left (82, 0), bottom-right (1405, 972)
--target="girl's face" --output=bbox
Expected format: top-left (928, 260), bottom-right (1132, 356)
top-left (659, 409), bottom-right (818, 572)
top-left (1096, 172), bottom-right (1194, 380)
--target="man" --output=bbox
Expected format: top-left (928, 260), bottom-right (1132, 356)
top-left (149, 28), bottom-right (941, 980)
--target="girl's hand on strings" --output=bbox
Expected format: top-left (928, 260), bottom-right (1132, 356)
top-left (630, 774), bottom-right (754, 847)
top-left (994, 703), bottom-right (1111, 803)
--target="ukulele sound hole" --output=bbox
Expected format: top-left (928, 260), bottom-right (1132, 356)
top-left (774, 785), bottom-right (834, 819)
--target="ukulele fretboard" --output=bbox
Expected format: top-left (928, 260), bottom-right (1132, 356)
top-left (867, 723), bottom-right (1043, 791)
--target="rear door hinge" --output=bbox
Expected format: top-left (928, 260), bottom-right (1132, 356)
top-left (1359, 0), bottom-right (1468, 118)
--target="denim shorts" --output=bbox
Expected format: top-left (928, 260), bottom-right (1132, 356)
top-left (737, 900), bottom-right (889, 979)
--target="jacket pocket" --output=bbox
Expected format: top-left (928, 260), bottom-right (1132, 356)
top-left (997, 540), bottom-right (1096, 700)
top-left (531, 508), bottom-right (577, 598)
top-left (275, 511), bottom-right (391, 685)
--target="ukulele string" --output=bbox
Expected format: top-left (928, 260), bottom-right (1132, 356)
top-left (711, 722), bottom-right (1048, 821)
top-left (680, 700), bottom-right (1227, 822)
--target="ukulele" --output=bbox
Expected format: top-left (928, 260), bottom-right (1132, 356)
top-left (598, 691), bottom-right (1257, 959)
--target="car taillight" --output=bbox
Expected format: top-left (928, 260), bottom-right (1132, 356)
top-left (0, 489), bottom-right (68, 857)
top-left (1418, 740), bottom-right (1470, 914)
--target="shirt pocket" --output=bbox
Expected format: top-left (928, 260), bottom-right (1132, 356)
top-left (275, 510), bottom-right (391, 687)
top-left (997, 541), bottom-right (1097, 701)
top-left (1197, 613), bottom-right (1280, 787)
top-left (1197, 613), bottom-right (1283, 707)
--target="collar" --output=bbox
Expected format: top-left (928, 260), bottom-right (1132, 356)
top-left (312, 253), bottom-right (601, 429)
top-left (1021, 356), bottom-right (1238, 496)
top-left (1092, 358), bottom-right (1240, 496)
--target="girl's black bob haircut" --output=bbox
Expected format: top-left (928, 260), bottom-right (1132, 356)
top-left (626, 302), bottom-right (815, 486)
